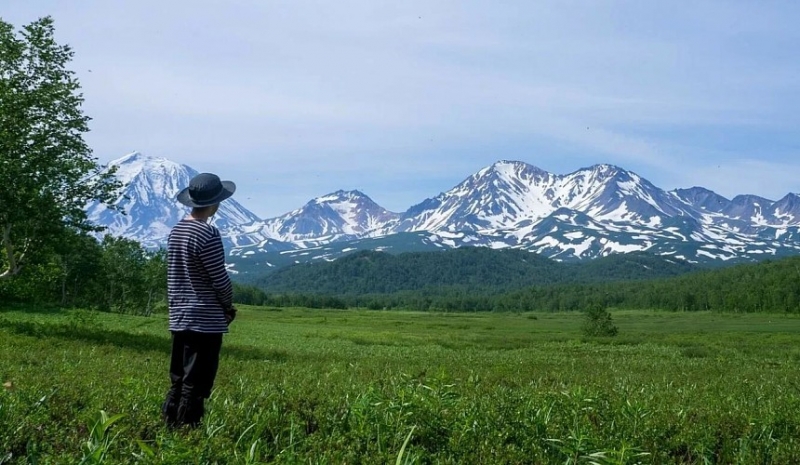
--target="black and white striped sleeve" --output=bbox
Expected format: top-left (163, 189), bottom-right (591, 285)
top-left (199, 231), bottom-right (233, 309)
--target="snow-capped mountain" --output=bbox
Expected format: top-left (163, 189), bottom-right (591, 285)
top-left (88, 153), bottom-right (800, 268)
top-left (388, 161), bottom-right (690, 236)
top-left (672, 188), bottom-right (800, 227)
top-left (237, 160), bottom-right (800, 266)
top-left (769, 193), bottom-right (800, 225)
top-left (258, 190), bottom-right (399, 246)
top-left (86, 152), bottom-right (264, 248)
top-left (672, 187), bottom-right (730, 214)
top-left (389, 161), bottom-right (556, 233)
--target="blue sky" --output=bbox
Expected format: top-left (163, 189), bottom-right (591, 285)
top-left (5, 1), bottom-right (799, 218)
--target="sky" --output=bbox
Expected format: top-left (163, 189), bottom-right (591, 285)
top-left (4, 1), bottom-right (800, 218)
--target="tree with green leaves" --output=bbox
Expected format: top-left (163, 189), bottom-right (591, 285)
top-left (0, 16), bottom-right (120, 279)
top-left (581, 302), bottom-right (618, 337)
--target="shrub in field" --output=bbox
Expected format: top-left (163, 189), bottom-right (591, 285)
top-left (582, 303), bottom-right (618, 337)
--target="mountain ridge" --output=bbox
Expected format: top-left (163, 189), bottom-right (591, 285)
top-left (88, 152), bottom-right (800, 267)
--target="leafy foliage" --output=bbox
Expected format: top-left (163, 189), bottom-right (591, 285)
top-left (0, 16), bottom-right (120, 279)
top-left (0, 18), bottom-right (166, 314)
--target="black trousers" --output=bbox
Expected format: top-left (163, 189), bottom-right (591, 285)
top-left (162, 331), bottom-right (223, 427)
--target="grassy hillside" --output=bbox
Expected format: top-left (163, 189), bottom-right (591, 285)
top-left (2, 306), bottom-right (800, 462)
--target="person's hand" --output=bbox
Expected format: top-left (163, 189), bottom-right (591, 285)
top-left (224, 305), bottom-right (237, 325)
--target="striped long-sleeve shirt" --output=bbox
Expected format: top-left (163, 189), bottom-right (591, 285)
top-left (167, 219), bottom-right (232, 333)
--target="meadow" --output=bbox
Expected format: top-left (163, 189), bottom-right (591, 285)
top-left (2, 305), bottom-right (800, 464)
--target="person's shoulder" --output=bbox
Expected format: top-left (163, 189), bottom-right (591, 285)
top-left (206, 223), bottom-right (221, 237)
top-left (171, 219), bottom-right (216, 237)
top-left (196, 222), bottom-right (222, 244)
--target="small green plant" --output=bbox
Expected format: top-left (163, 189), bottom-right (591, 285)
top-left (67, 309), bottom-right (99, 330)
top-left (582, 303), bottom-right (618, 337)
top-left (79, 410), bottom-right (127, 465)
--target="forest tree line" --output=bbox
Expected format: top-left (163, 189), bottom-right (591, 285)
top-left (236, 255), bottom-right (800, 313)
top-left (5, 231), bottom-right (790, 315)
top-left (6, 231), bottom-right (799, 315)
top-left (0, 230), bottom-right (167, 315)
top-left (251, 248), bottom-right (699, 295)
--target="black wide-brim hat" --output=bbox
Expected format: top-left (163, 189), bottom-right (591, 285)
top-left (176, 173), bottom-right (236, 207)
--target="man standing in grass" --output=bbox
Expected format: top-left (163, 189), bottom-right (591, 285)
top-left (162, 173), bottom-right (237, 428)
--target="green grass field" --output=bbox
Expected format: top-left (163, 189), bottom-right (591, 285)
top-left (2, 306), bottom-right (800, 464)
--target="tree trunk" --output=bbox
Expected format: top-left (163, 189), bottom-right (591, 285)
top-left (145, 288), bottom-right (153, 316)
top-left (0, 224), bottom-right (19, 280)
top-left (60, 260), bottom-right (69, 306)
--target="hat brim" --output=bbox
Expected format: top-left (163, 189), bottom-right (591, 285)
top-left (176, 181), bottom-right (236, 207)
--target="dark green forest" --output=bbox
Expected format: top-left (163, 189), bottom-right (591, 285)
top-left (525, 255), bottom-right (800, 313)
top-left (235, 253), bottom-right (800, 313)
top-left (252, 248), bottom-right (698, 294)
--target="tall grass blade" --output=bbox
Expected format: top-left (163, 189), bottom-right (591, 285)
top-left (395, 425), bottom-right (416, 465)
